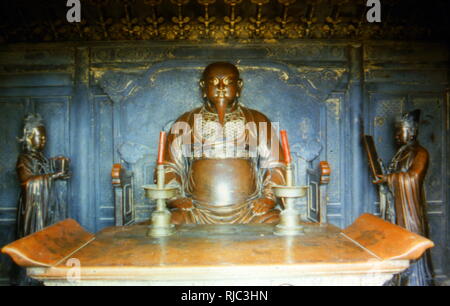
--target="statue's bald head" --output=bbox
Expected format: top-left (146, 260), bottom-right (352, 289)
top-left (200, 62), bottom-right (242, 125)
top-left (202, 62), bottom-right (240, 80)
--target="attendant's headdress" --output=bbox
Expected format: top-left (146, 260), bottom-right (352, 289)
top-left (18, 113), bottom-right (45, 146)
top-left (395, 109), bottom-right (421, 131)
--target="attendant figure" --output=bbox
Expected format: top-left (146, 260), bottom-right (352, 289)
top-left (374, 109), bottom-right (433, 286)
top-left (16, 114), bottom-right (70, 238)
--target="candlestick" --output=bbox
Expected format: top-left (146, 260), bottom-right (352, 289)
top-left (157, 131), bottom-right (166, 165)
top-left (142, 130), bottom-right (177, 237)
top-left (280, 130), bottom-right (292, 164)
top-left (273, 129), bottom-right (307, 236)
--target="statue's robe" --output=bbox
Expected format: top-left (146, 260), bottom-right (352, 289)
top-left (161, 105), bottom-right (286, 224)
top-left (16, 151), bottom-right (64, 238)
top-left (387, 142), bottom-right (433, 286)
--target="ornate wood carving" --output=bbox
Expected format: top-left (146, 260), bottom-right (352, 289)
top-left (0, 0), bottom-right (447, 43)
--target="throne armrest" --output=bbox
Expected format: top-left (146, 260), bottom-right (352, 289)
top-left (111, 164), bottom-right (135, 226)
top-left (306, 161), bottom-right (331, 224)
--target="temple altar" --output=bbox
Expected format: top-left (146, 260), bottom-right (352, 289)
top-left (2, 214), bottom-right (433, 286)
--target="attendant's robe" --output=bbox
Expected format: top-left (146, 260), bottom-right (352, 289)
top-left (16, 151), bottom-right (63, 238)
top-left (160, 105), bottom-right (286, 224)
top-left (387, 142), bottom-right (433, 286)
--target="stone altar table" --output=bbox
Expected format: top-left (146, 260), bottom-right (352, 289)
top-left (2, 214), bottom-right (433, 286)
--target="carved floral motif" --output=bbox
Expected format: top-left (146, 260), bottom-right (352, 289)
top-left (0, 0), bottom-right (445, 43)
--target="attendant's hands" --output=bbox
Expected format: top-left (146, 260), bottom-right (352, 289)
top-left (49, 156), bottom-right (71, 180)
top-left (251, 198), bottom-right (276, 215)
top-left (373, 174), bottom-right (387, 184)
top-left (50, 171), bottom-right (65, 180)
top-left (60, 171), bottom-right (72, 180)
top-left (50, 171), bottom-right (71, 180)
top-left (168, 197), bottom-right (193, 210)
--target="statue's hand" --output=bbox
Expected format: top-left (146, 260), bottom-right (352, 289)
top-left (168, 198), bottom-right (193, 210)
top-left (251, 198), bottom-right (276, 215)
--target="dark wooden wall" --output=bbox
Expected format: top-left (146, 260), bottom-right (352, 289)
top-left (0, 40), bottom-right (448, 284)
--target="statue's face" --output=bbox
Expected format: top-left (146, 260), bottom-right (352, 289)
top-left (201, 63), bottom-right (242, 125)
top-left (395, 126), bottom-right (414, 145)
top-left (28, 126), bottom-right (47, 151)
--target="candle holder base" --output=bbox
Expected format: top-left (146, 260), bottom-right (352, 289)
top-left (273, 185), bottom-right (308, 236)
top-left (143, 184), bottom-right (179, 238)
top-left (148, 210), bottom-right (175, 237)
top-left (274, 211), bottom-right (304, 236)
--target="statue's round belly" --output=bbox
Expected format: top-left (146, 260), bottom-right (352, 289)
top-left (187, 159), bottom-right (258, 206)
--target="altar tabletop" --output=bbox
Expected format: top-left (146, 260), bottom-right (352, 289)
top-left (2, 214), bottom-right (434, 286)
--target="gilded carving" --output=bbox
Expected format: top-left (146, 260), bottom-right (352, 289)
top-left (248, 0), bottom-right (269, 38)
top-left (143, 0), bottom-right (164, 39)
top-left (197, 0), bottom-right (216, 39)
top-left (1, 0), bottom-right (445, 43)
top-left (98, 71), bottom-right (141, 103)
top-left (91, 47), bottom-right (169, 62)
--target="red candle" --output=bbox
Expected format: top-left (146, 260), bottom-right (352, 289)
top-left (280, 130), bottom-right (292, 164)
top-left (157, 131), bottom-right (166, 165)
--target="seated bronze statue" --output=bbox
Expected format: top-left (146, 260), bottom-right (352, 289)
top-left (159, 62), bottom-right (287, 224)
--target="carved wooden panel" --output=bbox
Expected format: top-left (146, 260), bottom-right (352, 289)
top-left (0, 97), bottom-right (27, 283)
top-left (0, 98), bottom-right (27, 208)
top-left (94, 96), bottom-right (115, 230)
top-left (324, 93), bottom-right (344, 226)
